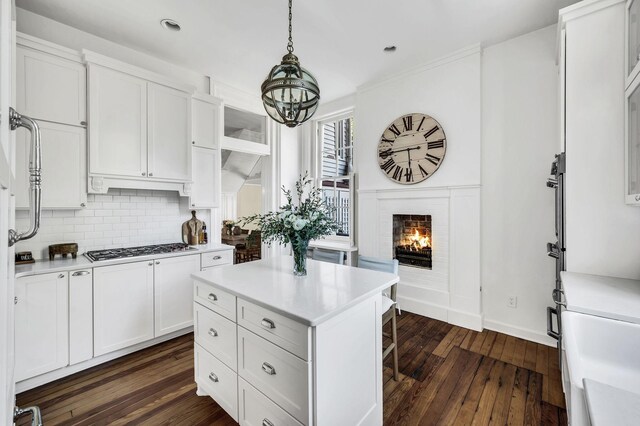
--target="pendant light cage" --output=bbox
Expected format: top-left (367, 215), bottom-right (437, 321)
top-left (261, 0), bottom-right (320, 128)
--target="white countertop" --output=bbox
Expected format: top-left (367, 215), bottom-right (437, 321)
top-left (191, 255), bottom-right (398, 326)
top-left (15, 243), bottom-right (235, 278)
top-left (584, 379), bottom-right (640, 426)
top-left (561, 271), bottom-right (640, 324)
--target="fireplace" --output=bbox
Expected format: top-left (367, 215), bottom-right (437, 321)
top-left (393, 214), bottom-right (432, 269)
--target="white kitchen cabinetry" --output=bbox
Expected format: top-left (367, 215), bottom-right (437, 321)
top-left (154, 254), bottom-right (200, 337)
top-left (69, 269), bottom-right (93, 365)
top-left (93, 260), bottom-right (154, 356)
top-left (88, 64), bottom-right (147, 178)
top-left (15, 121), bottom-right (87, 209)
top-left (16, 45), bottom-right (86, 127)
top-left (14, 272), bottom-right (69, 382)
top-left (191, 147), bottom-right (219, 209)
top-left (148, 82), bottom-right (191, 181)
top-left (192, 95), bottom-right (222, 149)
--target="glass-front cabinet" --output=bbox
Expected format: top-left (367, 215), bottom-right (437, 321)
top-left (627, 0), bottom-right (640, 205)
top-left (626, 74), bottom-right (640, 205)
top-left (628, 0), bottom-right (640, 82)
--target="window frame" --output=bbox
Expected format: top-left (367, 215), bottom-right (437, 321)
top-left (313, 110), bottom-right (356, 246)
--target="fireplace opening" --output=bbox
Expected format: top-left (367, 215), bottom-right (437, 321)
top-left (393, 214), bottom-right (432, 269)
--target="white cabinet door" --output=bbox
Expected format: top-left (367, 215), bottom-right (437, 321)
top-left (191, 147), bottom-right (219, 209)
top-left (148, 82), bottom-right (191, 181)
top-left (88, 64), bottom-right (147, 178)
top-left (154, 254), bottom-right (200, 337)
top-left (69, 269), bottom-right (93, 365)
top-left (16, 46), bottom-right (86, 126)
top-left (94, 260), bottom-right (154, 356)
top-left (14, 272), bottom-right (69, 382)
top-left (192, 96), bottom-right (220, 149)
top-left (15, 121), bottom-right (86, 209)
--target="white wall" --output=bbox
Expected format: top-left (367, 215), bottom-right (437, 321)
top-left (16, 8), bottom-right (209, 93)
top-left (355, 46), bottom-right (482, 190)
top-left (355, 47), bottom-right (483, 330)
top-left (280, 126), bottom-right (301, 203)
top-left (564, 2), bottom-right (640, 280)
top-left (481, 25), bottom-right (558, 345)
top-left (237, 184), bottom-right (262, 230)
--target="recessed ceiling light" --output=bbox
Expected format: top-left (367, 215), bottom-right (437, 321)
top-left (160, 19), bottom-right (181, 32)
top-left (383, 46), bottom-right (397, 52)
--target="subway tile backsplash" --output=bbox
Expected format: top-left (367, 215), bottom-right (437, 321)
top-left (15, 189), bottom-right (211, 260)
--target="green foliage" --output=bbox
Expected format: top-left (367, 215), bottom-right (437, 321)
top-left (239, 173), bottom-right (338, 248)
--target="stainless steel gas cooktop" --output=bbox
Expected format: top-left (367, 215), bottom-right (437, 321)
top-left (85, 243), bottom-right (195, 262)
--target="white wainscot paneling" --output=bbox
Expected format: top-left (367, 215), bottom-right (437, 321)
top-left (358, 187), bottom-right (481, 330)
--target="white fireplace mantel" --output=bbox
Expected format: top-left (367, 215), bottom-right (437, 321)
top-left (358, 185), bottom-right (482, 331)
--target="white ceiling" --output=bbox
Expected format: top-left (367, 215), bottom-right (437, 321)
top-left (15, 0), bottom-right (578, 103)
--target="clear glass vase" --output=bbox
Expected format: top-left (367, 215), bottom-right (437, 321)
top-left (292, 239), bottom-right (309, 276)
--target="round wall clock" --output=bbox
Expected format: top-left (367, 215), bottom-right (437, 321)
top-left (377, 113), bottom-right (447, 184)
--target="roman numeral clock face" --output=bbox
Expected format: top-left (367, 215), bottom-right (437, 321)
top-left (378, 113), bottom-right (447, 184)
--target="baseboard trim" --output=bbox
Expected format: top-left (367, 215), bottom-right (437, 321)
top-left (397, 297), bottom-right (483, 331)
top-left (16, 327), bottom-right (193, 393)
top-left (397, 296), bottom-right (448, 323)
top-left (484, 319), bottom-right (557, 347)
top-left (448, 308), bottom-right (483, 331)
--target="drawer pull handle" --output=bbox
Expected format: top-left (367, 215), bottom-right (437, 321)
top-left (208, 293), bottom-right (218, 302)
top-left (262, 419), bottom-right (274, 426)
top-left (212, 255), bottom-right (222, 260)
top-left (72, 271), bottom-right (90, 276)
top-left (261, 318), bottom-right (275, 329)
top-left (58, 274), bottom-right (65, 279)
top-left (261, 362), bottom-right (276, 375)
top-left (208, 372), bottom-right (219, 383)
top-left (208, 328), bottom-right (218, 337)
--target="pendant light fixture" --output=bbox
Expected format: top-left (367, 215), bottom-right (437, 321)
top-left (261, 0), bottom-right (320, 128)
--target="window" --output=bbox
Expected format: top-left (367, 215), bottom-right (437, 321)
top-left (316, 113), bottom-right (354, 243)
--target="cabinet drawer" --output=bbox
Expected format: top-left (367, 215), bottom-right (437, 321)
top-left (238, 377), bottom-right (303, 426)
top-left (201, 250), bottom-right (233, 268)
top-left (194, 280), bottom-right (236, 321)
top-left (194, 302), bottom-right (237, 371)
top-left (238, 327), bottom-right (310, 424)
top-left (238, 299), bottom-right (310, 360)
top-left (195, 343), bottom-right (238, 421)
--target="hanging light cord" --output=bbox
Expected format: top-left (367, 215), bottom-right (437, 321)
top-left (287, 0), bottom-right (294, 53)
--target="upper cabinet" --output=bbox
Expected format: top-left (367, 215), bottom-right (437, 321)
top-left (148, 82), bottom-right (191, 181)
top-left (15, 38), bottom-right (88, 209)
top-left (85, 52), bottom-right (194, 194)
top-left (193, 94), bottom-right (222, 149)
top-left (88, 65), bottom-right (147, 178)
top-left (16, 46), bottom-right (86, 127)
top-left (15, 121), bottom-right (87, 209)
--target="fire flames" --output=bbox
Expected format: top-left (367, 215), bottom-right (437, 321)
top-left (407, 229), bottom-right (431, 251)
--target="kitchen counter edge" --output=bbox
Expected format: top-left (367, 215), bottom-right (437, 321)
top-left (15, 244), bottom-right (235, 278)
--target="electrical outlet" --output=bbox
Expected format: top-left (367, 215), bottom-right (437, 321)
top-left (507, 296), bottom-right (517, 308)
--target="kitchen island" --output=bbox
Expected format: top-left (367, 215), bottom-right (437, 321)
top-left (191, 255), bottom-right (399, 426)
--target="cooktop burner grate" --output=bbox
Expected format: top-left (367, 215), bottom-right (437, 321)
top-left (85, 243), bottom-right (194, 262)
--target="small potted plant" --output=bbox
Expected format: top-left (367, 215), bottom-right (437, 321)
top-left (240, 174), bottom-right (338, 276)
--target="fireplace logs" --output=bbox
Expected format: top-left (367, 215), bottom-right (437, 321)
top-left (393, 214), bottom-right (432, 269)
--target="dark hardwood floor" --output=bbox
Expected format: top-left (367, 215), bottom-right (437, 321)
top-left (16, 312), bottom-right (566, 425)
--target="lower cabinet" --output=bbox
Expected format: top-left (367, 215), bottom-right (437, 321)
top-left (15, 249), bottom-right (234, 385)
top-left (69, 269), bottom-right (93, 365)
top-left (154, 254), bottom-right (200, 337)
top-left (15, 272), bottom-right (69, 382)
top-left (94, 260), bottom-right (154, 357)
